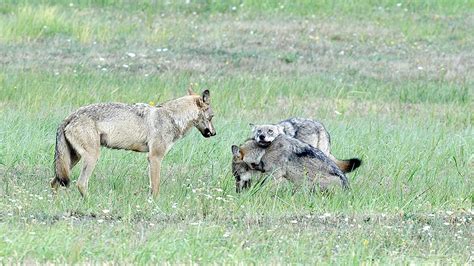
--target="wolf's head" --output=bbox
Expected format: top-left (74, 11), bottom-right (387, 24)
top-left (251, 124), bottom-right (284, 147)
top-left (191, 89), bottom-right (216, 138)
top-left (231, 145), bottom-right (252, 193)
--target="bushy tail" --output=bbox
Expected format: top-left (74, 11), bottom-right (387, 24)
top-left (331, 156), bottom-right (362, 173)
top-left (330, 163), bottom-right (351, 191)
top-left (51, 123), bottom-right (75, 189)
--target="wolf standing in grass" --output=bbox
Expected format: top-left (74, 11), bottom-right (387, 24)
top-left (51, 89), bottom-right (216, 197)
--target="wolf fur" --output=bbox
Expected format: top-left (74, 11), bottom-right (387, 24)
top-left (252, 117), bottom-right (361, 173)
top-left (231, 139), bottom-right (265, 192)
top-left (51, 89), bottom-right (216, 197)
top-left (232, 135), bottom-right (349, 192)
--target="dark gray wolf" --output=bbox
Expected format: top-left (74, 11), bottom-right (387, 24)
top-left (232, 135), bottom-right (349, 192)
top-left (252, 118), bottom-right (361, 172)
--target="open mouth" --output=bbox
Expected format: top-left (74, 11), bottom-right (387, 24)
top-left (257, 140), bottom-right (271, 147)
top-left (202, 129), bottom-right (215, 138)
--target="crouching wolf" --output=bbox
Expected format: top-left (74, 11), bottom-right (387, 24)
top-left (51, 89), bottom-right (216, 197)
top-left (231, 135), bottom-right (349, 192)
top-left (252, 118), bottom-right (361, 173)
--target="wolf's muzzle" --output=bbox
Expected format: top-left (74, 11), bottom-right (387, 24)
top-left (203, 128), bottom-right (216, 138)
top-left (257, 140), bottom-right (271, 147)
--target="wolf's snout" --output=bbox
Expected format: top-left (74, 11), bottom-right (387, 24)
top-left (203, 128), bottom-right (216, 138)
top-left (259, 135), bottom-right (265, 141)
top-left (209, 129), bottom-right (216, 136)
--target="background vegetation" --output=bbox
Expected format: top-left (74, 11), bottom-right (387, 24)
top-left (0, 0), bottom-right (472, 263)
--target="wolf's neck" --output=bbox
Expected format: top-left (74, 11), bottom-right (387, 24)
top-left (161, 96), bottom-right (199, 135)
top-left (279, 122), bottom-right (296, 137)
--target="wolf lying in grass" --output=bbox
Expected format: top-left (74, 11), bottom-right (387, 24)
top-left (252, 118), bottom-right (361, 172)
top-left (231, 135), bottom-right (349, 193)
top-left (232, 117), bottom-right (361, 192)
top-left (51, 89), bottom-right (216, 197)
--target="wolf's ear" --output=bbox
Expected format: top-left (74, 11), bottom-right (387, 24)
top-left (231, 145), bottom-right (240, 156)
top-left (250, 124), bottom-right (262, 135)
top-left (276, 124), bottom-right (285, 134)
top-left (187, 87), bottom-right (197, 95)
top-left (249, 123), bottom-right (256, 132)
top-left (201, 89), bottom-right (210, 104)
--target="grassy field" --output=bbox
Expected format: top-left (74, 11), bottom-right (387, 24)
top-left (0, 0), bottom-right (473, 263)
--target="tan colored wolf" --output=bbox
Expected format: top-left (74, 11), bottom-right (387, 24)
top-left (51, 89), bottom-right (216, 197)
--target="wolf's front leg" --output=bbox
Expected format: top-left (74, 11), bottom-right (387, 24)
top-left (250, 161), bottom-right (265, 172)
top-left (148, 146), bottom-right (166, 197)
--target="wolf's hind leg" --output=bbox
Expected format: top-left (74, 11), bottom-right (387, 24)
top-left (65, 123), bottom-right (100, 198)
top-left (76, 150), bottom-right (100, 197)
top-left (317, 173), bottom-right (343, 192)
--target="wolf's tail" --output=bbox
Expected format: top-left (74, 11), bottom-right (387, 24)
top-left (51, 122), bottom-right (76, 189)
top-left (329, 162), bottom-right (351, 191)
top-left (331, 155), bottom-right (362, 173)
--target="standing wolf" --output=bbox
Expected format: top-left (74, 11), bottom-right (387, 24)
top-left (231, 135), bottom-right (349, 192)
top-left (51, 89), bottom-right (216, 197)
top-left (252, 118), bottom-right (361, 172)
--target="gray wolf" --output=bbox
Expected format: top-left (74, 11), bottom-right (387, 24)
top-left (252, 117), bottom-right (361, 173)
top-left (51, 89), bottom-right (216, 197)
top-left (231, 139), bottom-right (264, 192)
top-left (232, 135), bottom-right (349, 192)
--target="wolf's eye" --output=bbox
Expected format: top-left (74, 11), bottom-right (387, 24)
top-left (268, 129), bottom-right (273, 134)
top-left (257, 129), bottom-right (262, 134)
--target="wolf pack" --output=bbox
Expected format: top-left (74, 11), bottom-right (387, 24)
top-left (51, 89), bottom-right (361, 197)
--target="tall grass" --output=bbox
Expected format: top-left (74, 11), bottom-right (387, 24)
top-left (0, 0), bottom-right (472, 263)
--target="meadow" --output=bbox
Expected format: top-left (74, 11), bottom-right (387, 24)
top-left (0, 0), bottom-right (472, 263)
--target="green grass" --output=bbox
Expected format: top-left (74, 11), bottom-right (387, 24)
top-left (0, 0), bottom-right (473, 264)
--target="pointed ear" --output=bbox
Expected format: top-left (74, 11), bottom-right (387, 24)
top-left (231, 145), bottom-right (240, 156)
top-left (249, 123), bottom-right (256, 131)
top-left (250, 123), bottom-right (259, 133)
top-left (276, 124), bottom-right (285, 134)
top-left (201, 89), bottom-right (210, 104)
top-left (187, 87), bottom-right (196, 95)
